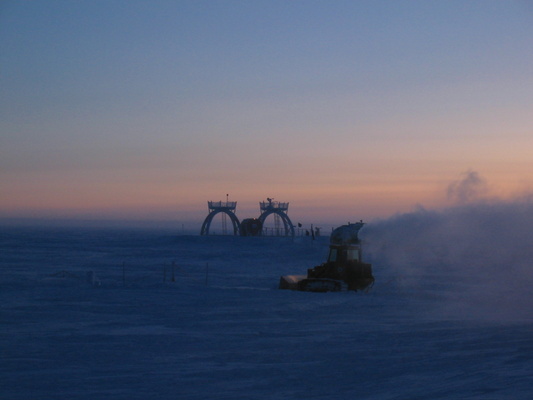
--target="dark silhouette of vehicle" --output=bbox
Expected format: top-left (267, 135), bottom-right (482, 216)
top-left (279, 222), bottom-right (374, 292)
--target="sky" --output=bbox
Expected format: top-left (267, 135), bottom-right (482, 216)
top-left (1, 0), bottom-right (533, 228)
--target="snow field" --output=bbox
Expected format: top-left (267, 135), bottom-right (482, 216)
top-left (1, 221), bottom-right (532, 399)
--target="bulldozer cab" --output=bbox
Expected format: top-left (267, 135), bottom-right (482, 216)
top-left (327, 245), bottom-right (362, 264)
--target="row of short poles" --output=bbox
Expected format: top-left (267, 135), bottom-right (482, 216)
top-left (119, 261), bottom-right (210, 286)
top-left (162, 261), bottom-right (209, 285)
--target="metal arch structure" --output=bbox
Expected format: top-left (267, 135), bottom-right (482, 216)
top-left (258, 198), bottom-right (295, 237)
top-left (200, 210), bottom-right (240, 235)
top-left (200, 201), bottom-right (241, 235)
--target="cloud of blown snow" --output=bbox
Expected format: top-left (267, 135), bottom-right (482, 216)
top-left (362, 172), bottom-right (533, 322)
top-left (447, 169), bottom-right (488, 204)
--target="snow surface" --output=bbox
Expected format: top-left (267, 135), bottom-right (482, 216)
top-left (1, 204), bottom-right (533, 399)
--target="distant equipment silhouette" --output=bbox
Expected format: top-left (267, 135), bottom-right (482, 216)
top-left (200, 197), bottom-right (295, 237)
top-left (239, 218), bottom-right (263, 236)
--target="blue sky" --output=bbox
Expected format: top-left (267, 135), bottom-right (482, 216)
top-left (1, 1), bottom-right (533, 226)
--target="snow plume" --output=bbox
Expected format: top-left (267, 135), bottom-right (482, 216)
top-left (362, 198), bottom-right (533, 322)
top-left (447, 169), bottom-right (488, 204)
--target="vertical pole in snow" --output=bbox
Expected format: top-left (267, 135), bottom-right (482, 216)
top-left (205, 262), bottom-right (209, 286)
top-left (171, 260), bottom-right (176, 282)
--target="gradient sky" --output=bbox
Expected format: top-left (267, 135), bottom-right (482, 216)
top-left (1, 1), bottom-right (533, 227)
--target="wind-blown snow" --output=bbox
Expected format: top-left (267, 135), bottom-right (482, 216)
top-left (362, 199), bottom-right (533, 322)
top-left (1, 202), bottom-right (532, 399)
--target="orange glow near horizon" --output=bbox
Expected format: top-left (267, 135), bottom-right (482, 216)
top-left (2, 165), bottom-right (532, 226)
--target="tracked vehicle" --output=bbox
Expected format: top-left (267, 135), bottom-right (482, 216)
top-left (279, 222), bottom-right (374, 292)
